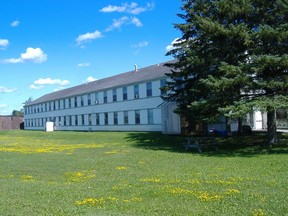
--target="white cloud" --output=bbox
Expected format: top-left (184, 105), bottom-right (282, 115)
top-left (11, 20), bottom-right (20, 27)
top-left (77, 62), bottom-right (91, 67)
top-left (131, 17), bottom-right (143, 27)
top-left (53, 87), bottom-right (65, 92)
top-left (2, 47), bottom-right (47, 64)
top-left (0, 86), bottom-right (17, 93)
top-left (105, 16), bottom-right (129, 31)
top-left (166, 38), bottom-right (185, 52)
top-left (21, 47), bottom-right (47, 63)
top-left (100, 2), bottom-right (154, 15)
top-left (132, 41), bottom-right (149, 48)
top-left (30, 78), bottom-right (69, 90)
top-left (86, 76), bottom-right (97, 83)
top-left (76, 30), bottom-right (102, 46)
top-left (29, 84), bottom-right (44, 90)
top-left (0, 39), bottom-right (9, 49)
top-left (105, 16), bottom-right (143, 32)
top-left (34, 78), bottom-right (70, 86)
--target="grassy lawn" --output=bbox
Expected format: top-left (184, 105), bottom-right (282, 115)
top-left (0, 130), bottom-right (287, 215)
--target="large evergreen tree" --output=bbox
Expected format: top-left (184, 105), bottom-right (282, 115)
top-left (165, 0), bottom-right (288, 143)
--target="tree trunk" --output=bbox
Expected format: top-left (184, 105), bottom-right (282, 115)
top-left (267, 109), bottom-right (277, 144)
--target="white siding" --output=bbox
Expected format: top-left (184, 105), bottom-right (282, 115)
top-left (25, 79), bottom-right (165, 132)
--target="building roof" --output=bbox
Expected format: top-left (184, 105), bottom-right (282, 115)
top-left (26, 61), bottom-right (173, 106)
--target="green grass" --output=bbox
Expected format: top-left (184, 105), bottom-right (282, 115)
top-left (0, 130), bottom-right (287, 215)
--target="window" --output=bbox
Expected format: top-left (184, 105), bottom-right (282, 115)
top-left (54, 117), bottom-right (58, 126)
top-left (88, 94), bottom-right (91, 106)
top-left (69, 116), bottom-right (72, 126)
top-left (68, 98), bottom-right (71, 108)
top-left (95, 93), bottom-right (99, 104)
top-left (96, 113), bottom-right (99, 125)
top-left (74, 97), bottom-right (77, 107)
top-left (124, 111), bottom-right (129, 125)
top-left (146, 82), bottom-right (152, 97)
top-left (160, 79), bottom-right (167, 95)
top-left (148, 109), bottom-right (154, 124)
top-left (104, 91), bottom-right (107, 103)
top-left (88, 114), bottom-right (92, 126)
top-left (81, 96), bottom-right (84, 106)
top-left (113, 89), bottom-right (117, 102)
top-left (104, 113), bottom-right (108, 125)
top-left (134, 85), bottom-right (139, 99)
top-left (64, 116), bottom-right (67, 126)
top-left (123, 87), bottom-right (127, 100)
top-left (135, 110), bottom-right (140, 124)
top-left (75, 115), bottom-right (78, 126)
top-left (82, 114), bottom-right (85, 125)
top-left (114, 112), bottom-right (118, 125)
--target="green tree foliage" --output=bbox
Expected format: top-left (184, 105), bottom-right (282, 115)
top-left (165, 0), bottom-right (288, 143)
top-left (12, 110), bottom-right (24, 116)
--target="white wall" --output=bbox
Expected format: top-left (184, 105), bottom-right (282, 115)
top-left (25, 79), bottom-right (165, 132)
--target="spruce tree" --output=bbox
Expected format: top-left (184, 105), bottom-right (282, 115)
top-left (165, 0), bottom-right (288, 143)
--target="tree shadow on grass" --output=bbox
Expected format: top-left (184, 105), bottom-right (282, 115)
top-left (126, 132), bottom-right (288, 157)
top-left (125, 132), bottom-right (184, 153)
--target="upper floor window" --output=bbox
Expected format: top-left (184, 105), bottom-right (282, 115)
top-left (95, 93), bottom-right (99, 104)
top-left (123, 87), bottom-right (127, 100)
top-left (113, 89), bottom-right (117, 102)
top-left (81, 96), bottom-right (84, 106)
top-left (146, 82), bottom-right (152, 97)
top-left (74, 97), bottom-right (78, 107)
top-left (104, 91), bottom-right (107, 103)
top-left (88, 94), bottom-right (91, 106)
top-left (134, 85), bottom-right (139, 99)
top-left (69, 98), bottom-right (71, 108)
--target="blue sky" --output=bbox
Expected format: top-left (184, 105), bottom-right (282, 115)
top-left (0, 0), bottom-right (182, 115)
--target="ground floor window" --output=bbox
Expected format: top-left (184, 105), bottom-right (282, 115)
top-left (105, 113), bottom-right (108, 125)
top-left (114, 112), bottom-right (118, 125)
top-left (124, 111), bottom-right (129, 125)
top-left (135, 110), bottom-right (140, 125)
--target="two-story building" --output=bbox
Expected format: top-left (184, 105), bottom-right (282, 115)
top-left (24, 61), bottom-right (182, 133)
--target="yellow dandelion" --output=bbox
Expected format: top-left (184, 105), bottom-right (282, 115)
top-left (225, 188), bottom-right (240, 195)
top-left (116, 166), bottom-right (128, 170)
top-left (75, 197), bottom-right (105, 206)
top-left (142, 177), bottom-right (161, 183)
top-left (253, 208), bottom-right (266, 216)
top-left (21, 175), bottom-right (34, 181)
top-left (197, 191), bottom-right (223, 202)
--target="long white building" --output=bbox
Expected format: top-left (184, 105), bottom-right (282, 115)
top-left (24, 61), bottom-right (181, 133)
